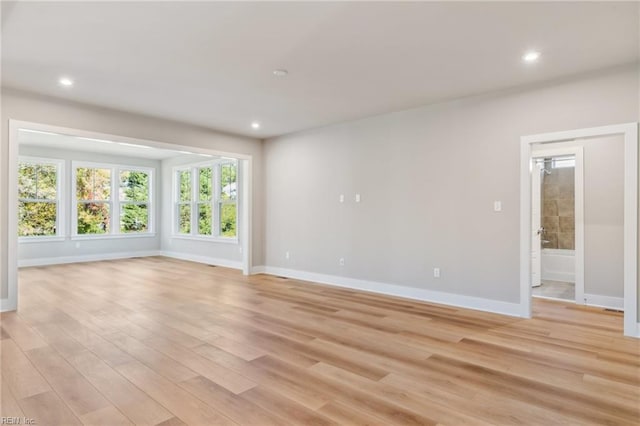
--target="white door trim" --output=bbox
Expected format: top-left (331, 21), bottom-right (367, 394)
top-left (4, 119), bottom-right (255, 312)
top-left (530, 146), bottom-right (584, 305)
top-left (520, 123), bottom-right (638, 337)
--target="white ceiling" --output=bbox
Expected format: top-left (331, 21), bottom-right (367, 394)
top-left (2, 2), bottom-right (638, 138)
top-left (18, 129), bottom-right (201, 160)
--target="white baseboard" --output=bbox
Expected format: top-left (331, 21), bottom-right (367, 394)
top-left (250, 265), bottom-right (266, 274)
top-left (256, 266), bottom-right (522, 317)
top-left (18, 250), bottom-right (162, 267)
top-left (160, 251), bottom-right (242, 270)
top-left (583, 293), bottom-right (624, 310)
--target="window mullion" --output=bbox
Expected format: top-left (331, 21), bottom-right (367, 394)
top-left (191, 167), bottom-right (197, 235)
top-left (111, 167), bottom-right (119, 234)
top-left (214, 163), bottom-right (221, 237)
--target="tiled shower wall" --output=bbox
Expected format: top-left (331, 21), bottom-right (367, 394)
top-left (542, 164), bottom-right (575, 249)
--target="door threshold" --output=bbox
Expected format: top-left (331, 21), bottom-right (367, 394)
top-left (533, 294), bottom-right (576, 303)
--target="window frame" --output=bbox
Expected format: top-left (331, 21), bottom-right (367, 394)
top-left (18, 156), bottom-right (65, 243)
top-left (71, 161), bottom-right (155, 239)
top-left (172, 159), bottom-right (238, 243)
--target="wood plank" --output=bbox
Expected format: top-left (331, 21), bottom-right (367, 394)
top-left (7, 258), bottom-right (638, 426)
top-left (0, 339), bottom-right (50, 399)
top-left (25, 346), bottom-right (112, 417)
top-left (17, 390), bottom-right (82, 425)
top-left (115, 359), bottom-right (237, 426)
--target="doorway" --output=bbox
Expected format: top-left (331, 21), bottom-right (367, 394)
top-left (520, 123), bottom-right (638, 337)
top-left (530, 147), bottom-right (584, 305)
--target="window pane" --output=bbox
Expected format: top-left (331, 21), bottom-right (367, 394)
top-left (120, 170), bottom-right (149, 202)
top-left (76, 167), bottom-right (92, 199)
top-left (77, 168), bottom-right (111, 200)
top-left (220, 203), bottom-right (236, 237)
top-left (77, 202), bottom-right (110, 234)
top-left (198, 204), bottom-right (212, 235)
top-left (18, 163), bottom-right (37, 199)
top-left (220, 163), bottom-right (237, 201)
top-left (121, 204), bottom-right (148, 233)
top-left (178, 204), bottom-right (191, 233)
top-left (179, 170), bottom-right (191, 202)
top-left (198, 167), bottom-right (212, 202)
top-left (18, 202), bottom-right (56, 236)
top-left (37, 164), bottom-right (58, 200)
top-left (94, 169), bottom-right (111, 200)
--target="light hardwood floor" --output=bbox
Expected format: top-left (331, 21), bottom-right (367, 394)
top-left (1, 257), bottom-right (639, 425)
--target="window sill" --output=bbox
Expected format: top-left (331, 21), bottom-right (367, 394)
top-left (71, 233), bottom-right (157, 241)
top-left (171, 234), bottom-right (239, 244)
top-left (19, 236), bottom-right (65, 244)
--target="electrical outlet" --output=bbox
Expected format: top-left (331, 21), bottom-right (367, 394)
top-left (339, 257), bottom-right (345, 266)
top-left (433, 267), bottom-right (440, 278)
top-left (285, 251), bottom-right (290, 260)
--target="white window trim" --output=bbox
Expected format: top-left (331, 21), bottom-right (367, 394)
top-left (71, 161), bottom-right (155, 239)
top-left (172, 159), bottom-right (239, 243)
top-left (18, 156), bottom-right (65, 242)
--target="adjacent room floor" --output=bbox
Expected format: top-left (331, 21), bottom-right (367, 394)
top-left (2, 258), bottom-right (638, 425)
top-left (532, 279), bottom-right (575, 301)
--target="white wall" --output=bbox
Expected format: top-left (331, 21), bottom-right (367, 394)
top-left (1, 88), bottom-right (264, 299)
top-left (160, 155), bottom-right (243, 268)
top-left (17, 145), bottom-right (161, 264)
top-left (582, 135), bottom-right (625, 299)
top-left (263, 66), bottom-right (638, 305)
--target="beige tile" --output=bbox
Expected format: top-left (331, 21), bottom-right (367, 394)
top-left (542, 184), bottom-right (559, 199)
top-left (542, 201), bottom-right (557, 217)
top-left (558, 232), bottom-right (575, 250)
top-left (557, 199), bottom-right (574, 217)
top-left (558, 184), bottom-right (574, 199)
top-left (559, 216), bottom-right (574, 232)
top-left (542, 216), bottom-right (559, 233)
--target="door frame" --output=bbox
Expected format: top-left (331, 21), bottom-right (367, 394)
top-left (3, 119), bottom-right (254, 312)
top-left (530, 146), bottom-right (584, 304)
top-left (520, 122), bottom-right (638, 337)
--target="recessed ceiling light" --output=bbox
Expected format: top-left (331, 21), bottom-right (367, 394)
top-left (59, 77), bottom-right (74, 87)
top-left (522, 51), bottom-right (540, 63)
top-left (273, 69), bottom-right (288, 77)
top-left (251, 122), bottom-right (261, 129)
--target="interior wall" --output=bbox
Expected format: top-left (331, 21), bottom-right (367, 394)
top-left (160, 155), bottom-right (243, 265)
top-left (1, 88), bottom-right (264, 299)
top-left (581, 135), bottom-right (625, 299)
top-left (17, 145), bottom-right (161, 262)
top-left (263, 65), bottom-right (638, 305)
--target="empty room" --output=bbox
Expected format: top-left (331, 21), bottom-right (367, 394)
top-left (1, 2), bottom-right (639, 425)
